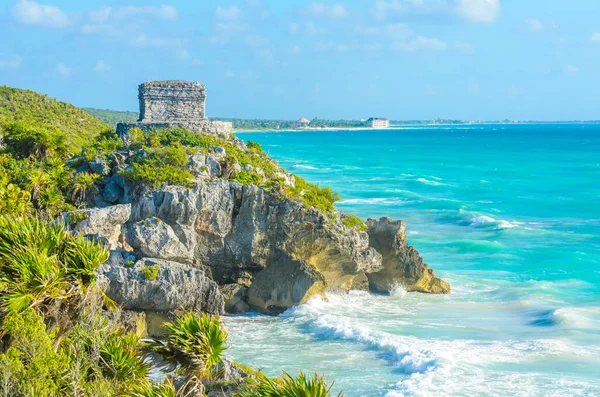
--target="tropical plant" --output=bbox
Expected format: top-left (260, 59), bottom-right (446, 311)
top-left (26, 168), bottom-right (50, 202)
top-left (145, 312), bottom-right (228, 384)
top-left (0, 177), bottom-right (32, 216)
top-left (71, 172), bottom-right (100, 204)
top-left (99, 332), bottom-right (150, 382)
top-left (123, 378), bottom-right (178, 397)
top-left (237, 371), bottom-right (342, 397)
top-left (0, 216), bottom-right (108, 324)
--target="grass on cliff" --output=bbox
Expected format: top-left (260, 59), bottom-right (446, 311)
top-left (0, 86), bottom-right (110, 151)
top-left (121, 127), bottom-right (340, 214)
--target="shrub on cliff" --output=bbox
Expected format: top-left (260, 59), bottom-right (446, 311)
top-left (341, 214), bottom-right (368, 232)
top-left (237, 371), bottom-right (342, 397)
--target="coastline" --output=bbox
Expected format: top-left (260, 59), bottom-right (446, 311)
top-left (233, 121), bottom-right (597, 133)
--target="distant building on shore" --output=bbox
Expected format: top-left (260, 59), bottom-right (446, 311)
top-left (367, 117), bottom-right (389, 128)
top-left (297, 117), bottom-right (310, 128)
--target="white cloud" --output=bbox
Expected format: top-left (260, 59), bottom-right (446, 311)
top-left (94, 60), bottom-right (110, 72)
top-left (306, 2), bottom-right (348, 19)
top-left (288, 45), bottom-right (301, 54)
top-left (11, 0), bottom-right (69, 28)
top-left (566, 64), bottom-right (579, 73)
top-left (215, 5), bottom-right (242, 20)
top-left (131, 33), bottom-right (183, 48)
top-left (358, 23), bottom-right (447, 52)
top-left (357, 23), bottom-right (413, 40)
top-left (175, 49), bottom-right (190, 60)
top-left (0, 56), bottom-right (22, 70)
top-left (527, 19), bottom-right (544, 33)
top-left (90, 5), bottom-right (178, 22)
top-left (373, 0), bottom-right (450, 21)
top-left (456, 0), bottom-right (500, 23)
top-left (55, 63), bottom-right (71, 78)
top-left (395, 36), bottom-right (448, 51)
top-left (591, 33), bottom-right (600, 41)
top-left (373, 0), bottom-right (499, 23)
top-left (455, 41), bottom-right (475, 54)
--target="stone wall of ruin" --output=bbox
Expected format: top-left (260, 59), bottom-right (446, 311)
top-left (139, 80), bottom-right (207, 122)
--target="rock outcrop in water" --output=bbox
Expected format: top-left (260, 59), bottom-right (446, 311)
top-left (72, 149), bottom-right (449, 327)
top-left (366, 218), bottom-right (450, 294)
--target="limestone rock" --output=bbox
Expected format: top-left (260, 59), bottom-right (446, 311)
top-left (187, 151), bottom-right (206, 175)
top-left (220, 284), bottom-right (250, 314)
top-left (103, 179), bottom-right (123, 203)
top-left (212, 146), bottom-right (226, 158)
top-left (104, 258), bottom-right (224, 315)
top-left (89, 158), bottom-right (110, 176)
top-left (205, 155), bottom-right (221, 177)
top-left (119, 310), bottom-right (148, 337)
top-left (71, 204), bottom-right (131, 249)
top-left (366, 217), bottom-right (450, 294)
top-left (126, 217), bottom-right (193, 263)
top-left (247, 254), bottom-right (326, 315)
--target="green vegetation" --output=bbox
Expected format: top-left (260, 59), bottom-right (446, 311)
top-left (341, 214), bottom-right (368, 232)
top-left (0, 86), bottom-right (109, 150)
top-left (0, 122), bottom-right (107, 218)
top-left (125, 260), bottom-right (135, 268)
top-left (285, 175), bottom-right (340, 214)
top-left (238, 371), bottom-right (342, 397)
top-left (140, 264), bottom-right (159, 281)
top-left (83, 108), bottom-right (139, 128)
top-left (0, 216), bottom-right (107, 314)
top-left (146, 312), bottom-right (228, 378)
top-left (0, 215), bottom-right (148, 396)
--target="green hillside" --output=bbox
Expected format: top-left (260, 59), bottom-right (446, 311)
top-left (0, 86), bottom-right (109, 150)
top-left (83, 108), bottom-right (139, 128)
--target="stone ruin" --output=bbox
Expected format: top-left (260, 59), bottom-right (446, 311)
top-left (116, 80), bottom-right (232, 139)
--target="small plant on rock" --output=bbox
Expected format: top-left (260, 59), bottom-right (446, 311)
top-left (140, 265), bottom-right (159, 281)
top-left (341, 214), bottom-right (368, 232)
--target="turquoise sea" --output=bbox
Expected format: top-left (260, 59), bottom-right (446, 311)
top-left (225, 124), bottom-right (600, 396)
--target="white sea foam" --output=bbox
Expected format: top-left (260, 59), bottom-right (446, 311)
top-left (292, 164), bottom-right (319, 170)
top-left (416, 178), bottom-right (445, 186)
top-left (470, 215), bottom-right (496, 225)
top-left (339, 198), bottom-right (408, 206)
top-left (468, 213), bottom-right (523, 230)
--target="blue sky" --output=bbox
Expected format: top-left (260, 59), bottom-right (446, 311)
top-left (2, 0), bottom-right (600, 120)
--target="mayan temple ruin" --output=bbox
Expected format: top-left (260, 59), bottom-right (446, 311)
top-left (116, 80), bottom-right (232, 139)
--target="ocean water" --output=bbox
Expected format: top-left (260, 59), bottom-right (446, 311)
top-left (225, 125), bottom-right (600, 396)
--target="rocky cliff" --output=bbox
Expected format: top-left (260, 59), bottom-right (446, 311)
top-left (69, 132), bottom-right (449, 333)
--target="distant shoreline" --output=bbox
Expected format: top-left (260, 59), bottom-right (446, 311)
top-left (234, 121), bottom-right (599, 133)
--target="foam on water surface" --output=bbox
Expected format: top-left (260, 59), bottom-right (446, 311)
top-left (224, 125), bottom-right (600, 396)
